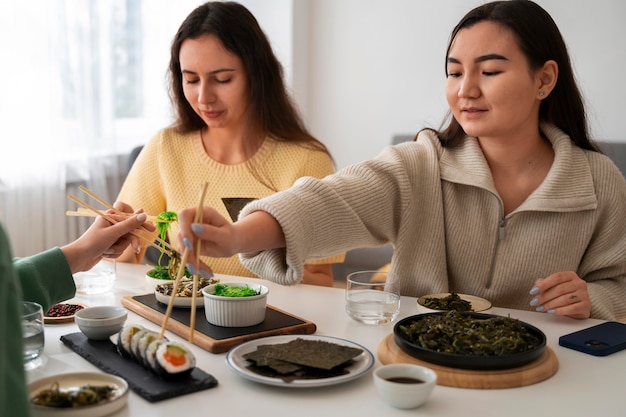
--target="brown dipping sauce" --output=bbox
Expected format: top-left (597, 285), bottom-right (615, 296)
top-left (385, 377), bottom-right (424, 384)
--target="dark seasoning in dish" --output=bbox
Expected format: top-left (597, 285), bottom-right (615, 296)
top-left (399, 310), bottom-right (541, 356)
top-left (393, 311), bottom-right (547, 370)
top-left (243, 338), bottom-right (364, 382)
top-left (422, 293), bottom-right (472, 312)
top-left (31, 382), bottom-right (116, 408)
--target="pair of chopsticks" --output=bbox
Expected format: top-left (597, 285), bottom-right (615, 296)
top-left (67, 185), bottom-right (176, 257)
top-left (66, 207), bottom-right (170, 223)
top-left (159, 182), bottom-right (208, 342)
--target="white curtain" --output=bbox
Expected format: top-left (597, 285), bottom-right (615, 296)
top-left (0, 0), bottom-right (195, 257)
top-left (0, 0), bottom-right (292, 257)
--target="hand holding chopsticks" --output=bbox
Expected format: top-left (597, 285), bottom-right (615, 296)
top-left (66, 186), bottom-right (176, 257)
top-left (159, 182), bottom-right (209, 341)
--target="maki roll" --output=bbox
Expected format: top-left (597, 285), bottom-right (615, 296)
top-left (129, 329), bottom-right (149, 361)
top-left (145, 337), bottom-right (169, 371)
top-left (153, 341), bottom-right (196, 379)
top-left (135, 330), bottom-right (161, 367)
top-left (117, 324), bottom-right (145, 358)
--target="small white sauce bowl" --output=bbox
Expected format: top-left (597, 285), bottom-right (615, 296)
top-left (373, 364), bottom-right (437, 409)
top-left (75, 306), bottom-right (128, 340)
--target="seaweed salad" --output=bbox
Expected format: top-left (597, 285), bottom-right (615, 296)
top-left (398, 310), bottom-right (542, 356)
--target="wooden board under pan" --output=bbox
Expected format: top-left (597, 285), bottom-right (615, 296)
top-left (377, 333), bottom-right (559, 389)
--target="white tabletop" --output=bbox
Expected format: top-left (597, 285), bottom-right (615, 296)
top-left (28, 262), bottom-right (625, 417)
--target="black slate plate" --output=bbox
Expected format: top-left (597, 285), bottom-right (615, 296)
top-left (61, 332), bottom-right (218, 402)
top-left (393, 312), bottom-right (546, 370)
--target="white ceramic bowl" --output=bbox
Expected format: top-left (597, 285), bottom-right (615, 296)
top-left (416, 292), bottom-right (492, 314)
top-left (75, 306), bottom-right (128, 340)
top-left (373, 364), bottom-right (437, 409)
top-left (202, 282), bottom-right (268, 327)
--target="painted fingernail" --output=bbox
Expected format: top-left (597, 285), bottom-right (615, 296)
top-left (547, 309), bottom-right (556, 314)
top-left (530, 298), bottom-right (540, 306)
top-left (136, 212), bottom-right (147, 222)
top-left (535, 306), bottom-right (545, 312)
top-left (529, 287), bottom-right (540, 295)
top-left (186, 263), bottom-right (197, 275)
top-left (200, 269), bottom-right (214, 279)
top-left (183, 237), bottom-right (193, 250)
top-left (191, 223), bottom-right (203, 234)
top-left (103, 249), bottom-right (114, 255)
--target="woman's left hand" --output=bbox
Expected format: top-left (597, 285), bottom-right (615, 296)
top-left (529, 271), bottom-right (591, 319)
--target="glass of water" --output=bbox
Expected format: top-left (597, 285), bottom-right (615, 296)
top-left (345, 270), bottom-right (400, 325)
top-left (74, 258), bottom-right (117, 295)
top-left (22, 301), bottom-right (45, 370)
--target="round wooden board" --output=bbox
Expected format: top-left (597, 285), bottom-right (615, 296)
top-left (378, 333), bottom-right (558, 389)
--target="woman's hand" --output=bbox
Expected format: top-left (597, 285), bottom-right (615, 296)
top-left (178, 206), bottom-right (286, 278)
top-left (61, 202), bottom-right (155, 273)
top-left (529, 271), bottom-right (591, 319)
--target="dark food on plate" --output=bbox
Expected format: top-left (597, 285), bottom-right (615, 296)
top-left (243, 338), bottom-right (363, 381)
top-left (155, 276), bottom-right (219, 297)
top-left (45, 303), bottom-right (85, 317)
top-left (422, 293), bottom-right (472, 312)
top-left (398, 310), bottom-right (542, 356)
top-left (116, 324), bottom-right (196, 379)
top-left (31, 381), bottom-right (115, 408)
top-left (214, 283), bottom-right (260, 297)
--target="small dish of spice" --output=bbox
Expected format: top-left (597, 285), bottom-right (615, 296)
top-left (416, 292), bottom-right (491, 314)
top-left (44, 303), bottom-right (88, 324)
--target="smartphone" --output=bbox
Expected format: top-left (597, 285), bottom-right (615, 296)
top-left (559, 321), bottom-right (626, 357)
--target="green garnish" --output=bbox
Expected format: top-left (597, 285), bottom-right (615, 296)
top-left (398, 310), bottom-right (541, 356)
top-left (147, 211), bottom-right (189, 280)
top-left (214, 284), bottom-right (260, 297)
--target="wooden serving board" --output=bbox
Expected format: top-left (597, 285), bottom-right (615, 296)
top-left (122, 294), bottom-right (316, 354)
top-left (378, 333), bottom-right (559, 389)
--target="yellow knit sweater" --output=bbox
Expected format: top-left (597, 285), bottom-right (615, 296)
top-left (118, 127), bottom-right (343, 278)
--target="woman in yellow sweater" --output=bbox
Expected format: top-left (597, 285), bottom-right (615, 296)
top-left (117, 2), bottom-right (342, 286)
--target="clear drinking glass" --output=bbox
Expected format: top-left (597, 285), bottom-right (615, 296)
top-left (22, 301), bottom-right (45, 370)
top-left (74, 258), bottom-right (117, 295)
top-left (345, 270), bottom-right (401, 325)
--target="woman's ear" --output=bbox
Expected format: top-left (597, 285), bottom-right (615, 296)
top-left (536, 60), bottom-right (558, 99)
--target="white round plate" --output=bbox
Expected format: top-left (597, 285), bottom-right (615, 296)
top-left (154, 290), bottom-right (204, 308)
top-left (29, 372), bottom-right (128, 417)
top-left (417, 293), bottom-right (492, 313)
top-left (226, 334), bottom-right (374, 388)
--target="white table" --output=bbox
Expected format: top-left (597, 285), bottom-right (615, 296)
top-left (28, 263), bottom-right (625, 417)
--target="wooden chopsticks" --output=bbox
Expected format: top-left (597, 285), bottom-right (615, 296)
top-left (159, 182), bottom-right (209, 342)
top-left (66, 207), bottom-right (169, 223)
top-left (66, 187), bottom-right (176, 256)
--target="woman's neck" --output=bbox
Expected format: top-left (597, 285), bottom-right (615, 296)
top-left (200, 126), bottom-right (264, 164)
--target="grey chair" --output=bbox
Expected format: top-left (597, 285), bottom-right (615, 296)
top-left (126, 145), bottom-right (167, 266)
top-left (332, 244), bottom-right (394, 284)
top-left (598, 141), bottom-right (626, 177)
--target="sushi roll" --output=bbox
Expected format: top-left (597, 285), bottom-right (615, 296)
top-left (135, 331), bottom-right (163, 368)
top-left (117, 324), bottom-right (145, 358)
top-left (153, 341), bottom-right (196, 379)
top-left (145, 337), bottom-right (169, 371)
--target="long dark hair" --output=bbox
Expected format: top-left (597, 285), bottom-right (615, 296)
top-left (168, 1), bottom-right (330, 156)
top-left (437, 0), bottom-right (599, 152)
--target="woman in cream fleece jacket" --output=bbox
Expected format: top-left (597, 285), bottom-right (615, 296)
top-left (176, 1), bottom-right (626, 321)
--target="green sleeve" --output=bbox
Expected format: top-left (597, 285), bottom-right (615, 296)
top-left (14, 247), bottom-right (76, 311)
top-left (0, 225), bottom-right (31, 417)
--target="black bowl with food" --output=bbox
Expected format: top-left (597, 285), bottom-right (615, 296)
top-left (393, 311), bottom-right (546, 370)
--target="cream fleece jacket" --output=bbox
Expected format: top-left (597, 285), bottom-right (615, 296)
top-left (240, 124), bottom-right (626, 320)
